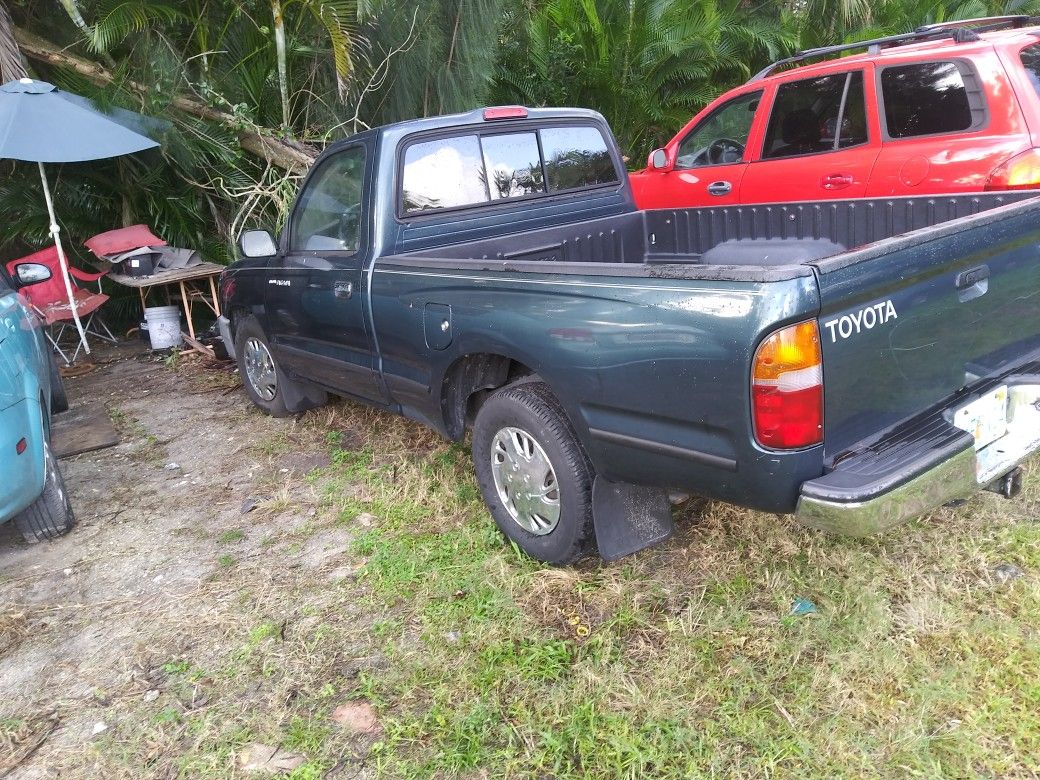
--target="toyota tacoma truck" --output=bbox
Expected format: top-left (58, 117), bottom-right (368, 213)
top-left (217, 105), bottom-right (1040, 564)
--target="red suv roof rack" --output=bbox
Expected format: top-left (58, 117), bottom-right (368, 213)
top-left (751, 15), bottom-right (1037, 81)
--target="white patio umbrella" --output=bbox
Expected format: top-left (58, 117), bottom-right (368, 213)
top-left (0, 77), bottom-right (159, 356)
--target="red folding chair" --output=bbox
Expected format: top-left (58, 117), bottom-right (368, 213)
top-left (6, 245), bottom-right (117, 365)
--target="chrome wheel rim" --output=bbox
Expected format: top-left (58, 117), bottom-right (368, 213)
top-left (244, 338), bottom-right (277, 402)
top-left (490, 426), bottom-right (560, 535)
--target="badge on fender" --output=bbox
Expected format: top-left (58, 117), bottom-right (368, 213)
top-left (823, 300), bottom-right (898, 343)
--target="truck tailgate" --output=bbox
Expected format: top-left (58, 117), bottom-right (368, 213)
top-left (810, 197), bottom-right (1040, 461)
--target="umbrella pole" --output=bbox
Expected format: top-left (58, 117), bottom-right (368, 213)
top-left (37, 162), bottom-right (89, 357)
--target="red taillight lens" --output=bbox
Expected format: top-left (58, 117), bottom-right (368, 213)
top-left (986, 148), bottom-right (1040, 190)
top-left (483, 106), bottom-right (528, 120)
top-left (16, 437), bottom-right (27, 455)
top-left (752, 321), bottom-right (824, 449)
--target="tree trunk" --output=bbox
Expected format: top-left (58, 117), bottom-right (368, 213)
top-left (0, 0), bottom-right (27, 82)
top-left (272, 0), bottom-right (291, 128)
top-left (12, 25), bottom-right (317, 172)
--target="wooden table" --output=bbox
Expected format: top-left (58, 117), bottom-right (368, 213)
top-left (107, 262), bottom-right (224, 352)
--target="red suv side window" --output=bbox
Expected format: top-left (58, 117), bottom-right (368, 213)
top-left (879, 61), bottom-right (986, 138)
top-left (674, 90), bottom-right (762, 169)
top-left (762, 71), bottom-right (868, 159)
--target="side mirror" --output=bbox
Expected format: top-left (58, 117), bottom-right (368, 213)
top-left (239, 230), bottom-right (278, 258)
top-left (649, 148), bottom-right (671, 171)
top-left (13, 262), bottom-right (52, 287)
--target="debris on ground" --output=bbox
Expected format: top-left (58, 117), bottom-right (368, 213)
top-left (990, 562), bottom-right (1025, 585)
top-left (238, 743), bottom-right (306, 774)
top-left (330, 700), bottom-right (381, 734)
top-left (790, 598), bottom-right (817, 616)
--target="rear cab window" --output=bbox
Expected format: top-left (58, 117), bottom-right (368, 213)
top-left (400, 124), bottom-right (620, 216)
top-left (762, 71), bottom-right (868, 158)
top-left (878, 60), bottom-right (987, 139)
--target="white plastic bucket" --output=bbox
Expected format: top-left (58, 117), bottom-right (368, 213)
top-left (144, 305), bottom-right (182, 350)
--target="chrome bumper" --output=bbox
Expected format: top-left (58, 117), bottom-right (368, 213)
top-left (796, 446), bottom-right (979, 537)
top-left (798, 380), bottom-right (1040, 536)
top-left (217, 315), bottom-right (236, 361)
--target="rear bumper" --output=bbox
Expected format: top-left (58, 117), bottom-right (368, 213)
top-left (796, 377), bottom-right (1040, 536)
top-left (796, 444), bottom-right (977, 536)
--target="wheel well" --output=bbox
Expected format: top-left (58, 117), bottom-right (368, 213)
top-left (441, 354), bottom-right (536, 440)
top-left (226, 306), bottom-right (251, 338)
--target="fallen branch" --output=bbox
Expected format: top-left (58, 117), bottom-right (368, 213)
top-left (13, 26), bottom-right (318, 173)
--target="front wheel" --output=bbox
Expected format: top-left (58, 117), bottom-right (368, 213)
top-left (235, 317), bottom-right (292, 417)
top-left (472, 382), bottom-right (595, 565)
top-left (14, 439), bottom-right (76, 543)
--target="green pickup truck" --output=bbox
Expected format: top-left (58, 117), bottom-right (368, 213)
top-left (217, 106), bottom-right (1040, 564)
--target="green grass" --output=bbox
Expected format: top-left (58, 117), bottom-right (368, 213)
top-left (80, 400), bottom-right (1040, 779)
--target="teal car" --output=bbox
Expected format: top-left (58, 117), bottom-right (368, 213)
top-left (0, 260), bottom-right (74, 543)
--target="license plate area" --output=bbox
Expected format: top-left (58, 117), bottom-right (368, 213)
top-left (953, 383), bottom-right (1040, 483)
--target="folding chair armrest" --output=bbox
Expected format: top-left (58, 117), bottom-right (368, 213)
top-left (68, 266), bottom-right (108, 283)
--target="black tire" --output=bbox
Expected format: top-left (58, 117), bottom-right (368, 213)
top-left (472, 381), bottom-right (595, 565)
top-left (234, 316), bottom-right (293, 417)
top-left (14, 439), bottom-right (76, 543)
top-left (48, 355), bottom-right (69, 414)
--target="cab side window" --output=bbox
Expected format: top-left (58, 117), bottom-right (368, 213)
top-left (762, 71), bottom-right (867, 159)
top-left (675, 91), bottom-right (762, 169)
top-left (291, 146), bottom-right (367, 253)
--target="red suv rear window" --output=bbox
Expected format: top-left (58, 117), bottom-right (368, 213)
top-left (1020, 43), bottom-right (1040, 97)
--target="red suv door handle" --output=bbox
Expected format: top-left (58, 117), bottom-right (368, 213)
top-left (821, 173), bottom-right (854, 190)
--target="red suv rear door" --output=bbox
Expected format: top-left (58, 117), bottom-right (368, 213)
top-left (739, 66), bottom-right (880, 202)
top-left (866, 50), bottom-right (1031, 195)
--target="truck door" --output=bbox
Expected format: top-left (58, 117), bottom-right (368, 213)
top-left (266, 143), bottom-right (385, 403)
top-left (739, 68), bottom-right (879, 202)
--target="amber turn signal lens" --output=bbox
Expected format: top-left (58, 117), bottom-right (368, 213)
top-left (752, 321), bottom-right (824, 450)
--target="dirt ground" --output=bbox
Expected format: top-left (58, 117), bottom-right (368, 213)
top-left (3, 340), bottom-right (1039, 779)
top-left (0, 342), bottom-right (378, 778)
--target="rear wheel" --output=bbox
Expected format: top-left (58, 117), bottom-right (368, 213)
top-left (14, 439), bottom-right (75, 543)
top-left (472, 382), bottom-right (595, 565)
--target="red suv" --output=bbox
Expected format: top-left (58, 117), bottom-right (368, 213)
top-left (630, 16), bottom-right (1040, 209)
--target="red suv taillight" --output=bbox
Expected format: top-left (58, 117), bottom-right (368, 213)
top-left (986, 148), bottom-right (1040, 190)
top-left (752, 321), bottom-right (823, 449)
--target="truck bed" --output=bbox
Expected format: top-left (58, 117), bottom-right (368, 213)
top-left (395, 192), bottom-right (1034, 272)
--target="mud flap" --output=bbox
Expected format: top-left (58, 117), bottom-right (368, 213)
top-left (281, 375), bottom-right (328, 413)
top-left (592, 477), bottom-right (675, 562)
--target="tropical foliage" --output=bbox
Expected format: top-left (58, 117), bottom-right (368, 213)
top-left (2, 0), bottom-right (1040, 264)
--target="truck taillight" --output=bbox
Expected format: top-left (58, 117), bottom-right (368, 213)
top-left (985, 148), bottom-right (1040, 190)
top-left (752, 321), bottom-right (823, 450)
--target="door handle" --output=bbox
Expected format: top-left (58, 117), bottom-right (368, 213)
top-left (333, 281), bottom-right (353, 299)
top-left (821, 173), bottom-right (854, 190)
top-left (956, 265), bottom-right (989, 289)
top-left (706, 181), bottom-right (732, 196)
top-left (956, 264), bottom-right (989, 302)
